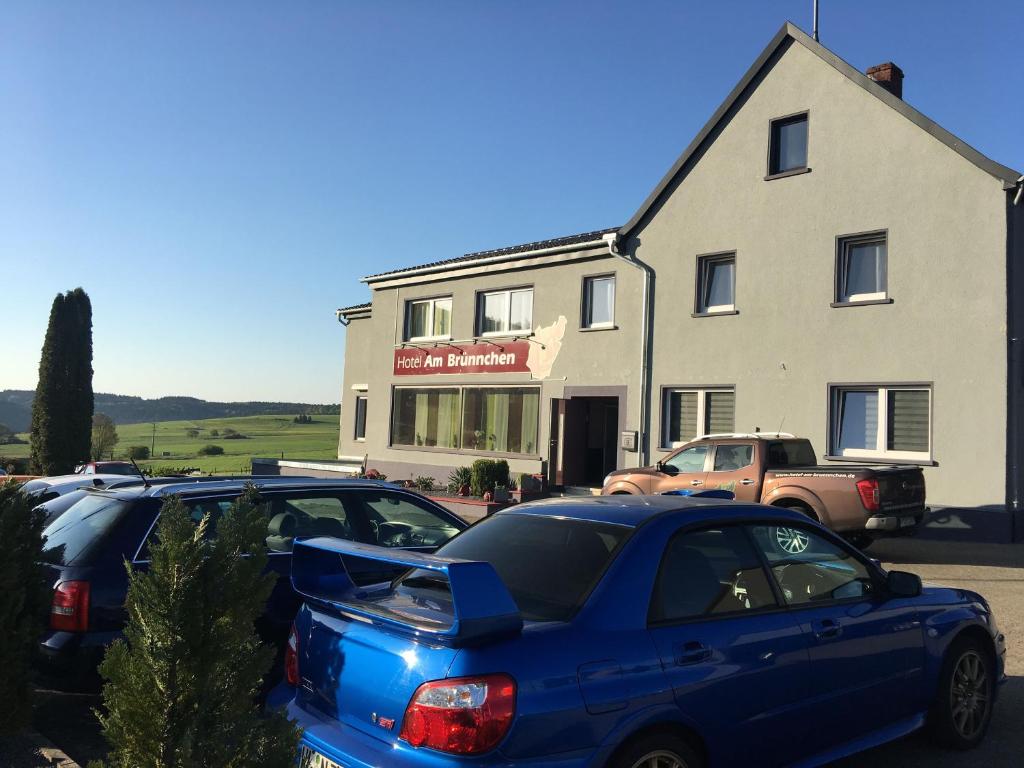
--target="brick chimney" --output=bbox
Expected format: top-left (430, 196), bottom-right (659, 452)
top-left (866, 62), bottom-right (904, 99)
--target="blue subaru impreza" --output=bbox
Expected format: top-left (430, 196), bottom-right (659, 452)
top-left (284, 495), bottom-right (1005, 768)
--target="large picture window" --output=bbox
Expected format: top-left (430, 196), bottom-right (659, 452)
top-left (405, 296), bottom-right (452, 341)
top-left (390, 386), bottom-right (540, 456)
top-left (829, 385), bottom-right (930, 461)
top-left (662, 388), bottom-right (735, 448)
top-left (477, 288), bottom-right (533, 336)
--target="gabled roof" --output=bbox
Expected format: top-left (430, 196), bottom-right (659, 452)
top-left (362, 226), bottom-right (619, 283)
top-left (619, 21), bottom-right (1021, 239)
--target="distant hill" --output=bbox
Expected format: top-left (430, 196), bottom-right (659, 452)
top-left (0, 390), bottom-right (340, 433)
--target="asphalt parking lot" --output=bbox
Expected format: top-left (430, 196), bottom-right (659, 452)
top-left (25, 538), bottom-right (1024, 768)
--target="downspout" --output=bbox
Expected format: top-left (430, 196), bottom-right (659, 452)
top-left (602, 232), bottom-right (654, 467)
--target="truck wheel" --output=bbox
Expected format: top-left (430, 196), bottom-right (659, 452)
top-left (772, 503), bottom-right (816, 554)
top-left (928, 635), bottom-right (995, 749)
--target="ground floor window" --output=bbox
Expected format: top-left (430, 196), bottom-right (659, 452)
top-left (390, 386), bottom-right (539, 455)
top-left (662, 388), bottom-right (735, 448)
top-left (829, 384), bottom-right (930, 461)
top-left (354, 396), bottom-right (367, 440)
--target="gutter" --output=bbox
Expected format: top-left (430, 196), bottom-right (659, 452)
top-left (362, 238), bottom-right (612, 284)
top-left (602, 232), bottom-right (654, 467)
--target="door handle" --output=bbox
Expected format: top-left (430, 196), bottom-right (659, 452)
top-left (674, 640), bottom-right (712, 666)
top-left (690, 480), bottom-right (704, 486)
top-left (740, 479), bottom-right (755, 486)
top-left (813, 619), bottom-right (842, 640)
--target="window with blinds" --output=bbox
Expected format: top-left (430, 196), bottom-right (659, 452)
top-left (830, 385), bottom-right (930, 461)
top-left (663, 388), bottom-right (736, 447)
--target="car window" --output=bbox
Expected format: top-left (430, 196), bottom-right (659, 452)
top-left (351, 490), bottom-right (461, 549)
top-left (262, 495), bottom-right (354, 553)
top-left (650, 526), bottom-right (776, 623)
top-left (766, 440), bottom-right (816, 468)
top-left (664, 445), bottom-right (709, 474)
top-left (137, 498), bottom-right (234, 560)
top-left (41, 495), bottom-right (130, 566)
top-left (712, 444), bottom-right (753, 472)
top-left (750, 524), bottom-right (874, 605)
top-left (399, 514), bottom-right (627, 622)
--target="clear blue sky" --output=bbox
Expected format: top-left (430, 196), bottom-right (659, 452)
top-left (2, 1), bottom-right (1020, 403)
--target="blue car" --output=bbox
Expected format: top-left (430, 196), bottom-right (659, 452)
top-left (285, 495), bottom-right (1005, 768)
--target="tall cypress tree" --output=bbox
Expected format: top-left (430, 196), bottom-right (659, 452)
top-left (29, 288), bottom-right (94, 475)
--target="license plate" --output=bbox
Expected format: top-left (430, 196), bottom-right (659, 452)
top-left (899, 516), bottom-right (916, 528)
top-left (300, 746), bottom-right (344, 768)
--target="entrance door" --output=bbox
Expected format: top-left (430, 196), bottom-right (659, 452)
top-left (559, 396), bottom-right (619, 487)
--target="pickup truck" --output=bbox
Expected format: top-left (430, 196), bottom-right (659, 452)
top-left (601, 433), bottom-right (926, 548)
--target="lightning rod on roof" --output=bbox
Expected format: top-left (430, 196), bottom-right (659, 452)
top-left (813, 0), bottom-right (820, 41)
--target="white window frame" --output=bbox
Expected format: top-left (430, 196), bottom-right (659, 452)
top-left (405, 296), bottom-right (452, 342)
top-left (837, 232), bottom-right (887, 304)
top-left (662, 387), bottom-right (735, 449)
top-left (353, 395), bottom-right (367, 441)
top-left (829, 385), bottom-right (931, 461)
top-left (696, 253), bottom-right (736, 314)
top-left (477, 288), bottom-right (533, 337)
top-left (582, 274), bottom-right (616, 329)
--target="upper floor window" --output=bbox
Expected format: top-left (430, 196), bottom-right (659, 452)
top-left (477, 288), bottom-right (533, 336)
top-left (768, 112), bottom-right (808, 176)
top-left (829, 385), bottom-right (930, 462)
top-left (405, 296), bottom-right (452, 341)
top-left (695, 253), bottom-right (736, 315)
top-left (582, 274), bottom-right (615, 328)
top-left (835, 232), bottom-right (888, 305)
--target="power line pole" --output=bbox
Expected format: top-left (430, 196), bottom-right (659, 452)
top-left (151, 422), bottom-right (157, 458)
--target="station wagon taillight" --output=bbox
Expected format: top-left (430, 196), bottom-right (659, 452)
top-left (856, 479), bottom-right (880, 513)
top-left (285, 623), bottom-right (300, 686)
top-left (399, 674), bottom-right (516, 754)
top-left (50, 581), bottom-right (90, 632)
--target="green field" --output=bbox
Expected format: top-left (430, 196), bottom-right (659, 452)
top-left (2, 414), bottom-right (341, 474)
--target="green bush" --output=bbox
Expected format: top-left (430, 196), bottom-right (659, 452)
top-left (126, 445), bottom-right (150, 460)
top-left (198, 444), bottom-right (225, 456)
top-left (93, 487), bottom-right (300, 767)
top-left (0, 483), bottom-right (48, 735)
top-left (447, 466), bottom-right (472, 492)
top-left (413, 475), bottom-right (435, 492)
top-left (470, 459), bottom-right (509, 497)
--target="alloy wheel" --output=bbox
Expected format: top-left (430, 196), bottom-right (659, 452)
top-left (775, 526), bottom-right (809, 554)
top-left (629, 750), bottom-right (689, 768)
top-left (950, 650), bottom-right (990, 741)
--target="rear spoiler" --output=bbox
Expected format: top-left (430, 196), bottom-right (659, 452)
top-left (291, 537), bottom-right (522, 646)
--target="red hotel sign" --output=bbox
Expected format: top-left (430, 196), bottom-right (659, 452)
top-left (393, 340), bottom-right (531, 376)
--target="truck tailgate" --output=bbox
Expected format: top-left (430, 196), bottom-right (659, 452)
top-left (874, 466), bottom-right (926, 512)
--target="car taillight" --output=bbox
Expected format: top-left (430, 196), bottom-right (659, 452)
top-left (399, 674), bottom-right (516, 755)
top-left (285, 623), bottom-right (300, 686)
top-left (50, 581), bottom-right (90, 632)
top-left (857, 479), bottom-right (880, 513)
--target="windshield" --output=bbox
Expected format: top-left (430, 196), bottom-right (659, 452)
top-left (397, 513), bottom-right (629, 622)
top-left (41, 495), bottom-right (130, 566)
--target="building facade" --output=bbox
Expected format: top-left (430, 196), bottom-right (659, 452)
top-left (334, 23), bottom-right (1024, 538)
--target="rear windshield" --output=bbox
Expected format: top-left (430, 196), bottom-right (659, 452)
top-left (41, 495), bottom-right (130, 566)
top-left (767, 440), bottom-right (816, 468)
top-left (400, 514), bottom-right (628, 622)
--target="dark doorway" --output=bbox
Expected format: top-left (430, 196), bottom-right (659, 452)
top-left (559, 396), bottom-right (619, 487)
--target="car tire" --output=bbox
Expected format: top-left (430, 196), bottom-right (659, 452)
top-left (928, 635), bottom-right (995, 750)
top-left (609, 732), bottom-right (703, 768)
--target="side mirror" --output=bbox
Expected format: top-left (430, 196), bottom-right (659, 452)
top-left (655, 461), bottom-right (665, 473)
top-left (886, 570), bottom-right (922, 597)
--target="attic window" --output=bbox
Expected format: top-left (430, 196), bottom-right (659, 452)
top-left (767, 112), bottom-right (809, 178)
